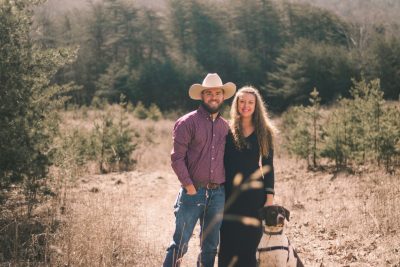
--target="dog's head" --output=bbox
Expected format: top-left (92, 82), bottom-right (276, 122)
top-left (259, 205), bottom-right (290, 227)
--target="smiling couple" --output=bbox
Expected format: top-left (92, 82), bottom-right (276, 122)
top-left (163, 73), bottom-right (276, 267)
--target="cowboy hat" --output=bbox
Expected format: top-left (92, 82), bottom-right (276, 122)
top-left (189, 73), bottom-right (236, 100)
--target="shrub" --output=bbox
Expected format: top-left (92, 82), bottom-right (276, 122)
top-left (320, 78), bottom-right (399, 172)
top-left (147, 103), bottom-right (163, 121)
top-left (93, 99), bottom-right (137, 173)
top-left (320, 99), bottom-right (352, 170)
top-left (133, 101), bottom-right (148, 120)
top-left (281, 105), bottom-right (312, 166)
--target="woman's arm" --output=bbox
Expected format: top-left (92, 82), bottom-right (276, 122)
top-left (262, 149), bottom-right (275, 206)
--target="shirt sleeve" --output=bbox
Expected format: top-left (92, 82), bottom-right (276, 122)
top-left (171, 119), bottom-right (193, 186)
top-left (261, 149), bottom-right (275, 195)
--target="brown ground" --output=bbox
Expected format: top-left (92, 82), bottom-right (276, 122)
top-left (47, 110), bottom-right (400, 266)
top-left (50, 157), bottom-right (400, 267)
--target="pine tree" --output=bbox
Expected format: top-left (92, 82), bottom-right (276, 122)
top-left (281, 106), bottom-right (312, 167)
top-left (321, 98), bottom-right (351, 170)
top-left (227, 0), bottom-right (283, 87)
top-left (370, 36), bottom-right (400, 99)
top-left (308, 88), bottom-right (321, 168)
top-left (378, 105), bottom-right (400, 172)
top-left (0, 0), bottom-right (76, 215)
top-left (283, 2), bottom-right (350, 46)
top-left (112, 95), bottom-right (136, 171)
top-left (321, 78), bottom-right (399, 173)
top-left (267, 39), bottom-right (356, 110)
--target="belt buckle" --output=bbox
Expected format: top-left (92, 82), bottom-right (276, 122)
top-left (206, 183), bottom-right (218, 190)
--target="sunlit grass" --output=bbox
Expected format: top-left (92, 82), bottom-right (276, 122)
top-left (6, 108), bottom-right (396, 267)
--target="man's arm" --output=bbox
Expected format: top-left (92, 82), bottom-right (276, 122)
top-left (171, 119), bottom-right (197, 194)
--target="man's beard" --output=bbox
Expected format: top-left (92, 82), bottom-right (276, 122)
top-left (201, 101), bottom-right (223, 114)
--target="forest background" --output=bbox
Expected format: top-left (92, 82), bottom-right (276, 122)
top-left (30, 0), bottom-right (400, 111)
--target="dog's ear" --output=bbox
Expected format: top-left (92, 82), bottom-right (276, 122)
top-left (283, 207), bottom-right (290, 221)
top-left (258, 206), bottom-right (268, 220)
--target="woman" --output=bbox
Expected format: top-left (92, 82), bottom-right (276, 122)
top-left (219, 86), bottom-right (276, 267)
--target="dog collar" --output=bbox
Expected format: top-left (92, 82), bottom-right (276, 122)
top-left (264, 229), bottom-right (283, 235)
top-left (264, 227), bottom-right (283, 235)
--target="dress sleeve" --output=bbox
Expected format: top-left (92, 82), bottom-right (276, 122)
top-left (261, 149), bottom-right (275, 195)
top-left (224, 132), bottom-right (235, 180)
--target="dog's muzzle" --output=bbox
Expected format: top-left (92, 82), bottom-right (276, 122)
top-left (277, 214), bottom-right (285, 225)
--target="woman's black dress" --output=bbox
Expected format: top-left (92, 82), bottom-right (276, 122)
top-left (219, 131), bottom-right (275, 267)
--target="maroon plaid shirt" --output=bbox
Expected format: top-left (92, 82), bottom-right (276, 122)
top-left (171, 105), bottom-right (229, 186)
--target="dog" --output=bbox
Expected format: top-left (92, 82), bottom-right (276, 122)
top-left (257, 205), bottom-right (304, 267)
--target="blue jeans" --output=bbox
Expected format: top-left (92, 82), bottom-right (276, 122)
top-left (163, 186), bottom-right (225, 267)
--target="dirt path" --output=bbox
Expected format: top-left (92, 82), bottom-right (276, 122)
top-left (61, 158), bottom-right (400, 267)
top-left (127, 170), bottom-right (202, 266)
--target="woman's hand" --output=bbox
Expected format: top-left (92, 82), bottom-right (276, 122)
top-left (265, 194), bottom-right (274, 206)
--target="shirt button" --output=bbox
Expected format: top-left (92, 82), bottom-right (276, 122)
top-left (212, 146), bottom-right (214, 149)
top-left (213, 134), bottom-right (215, 137)
top-left (212, 157), bottom-right (214, 160)
top-left (211, 170), bottom-right (213, 173)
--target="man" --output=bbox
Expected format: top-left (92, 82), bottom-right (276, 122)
top-left (163, 73), bottom-right (236, 267)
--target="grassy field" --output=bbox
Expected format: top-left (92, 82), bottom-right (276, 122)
top-left (46, 107), bottom-right (400, 266)
top-left (1, 107), bottom-right (399, 266)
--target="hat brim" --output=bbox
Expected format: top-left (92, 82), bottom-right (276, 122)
top-left (189, 82), bottom-right (236, 100)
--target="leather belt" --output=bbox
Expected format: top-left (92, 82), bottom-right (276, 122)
top-left (194, 182), bottom-right (224, 190)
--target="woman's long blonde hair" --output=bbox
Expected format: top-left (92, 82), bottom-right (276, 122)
top-left (230, 86), bottom-right (276, 157)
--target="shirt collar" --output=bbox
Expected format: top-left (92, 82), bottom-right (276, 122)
top-left (198, 104), bottom-right (221, 120)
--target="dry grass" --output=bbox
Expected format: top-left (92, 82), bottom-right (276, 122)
top-left (16, 107), bottom-right (399, 267)
top-left (50, 171), bottom-right (174, 266)
top-left (48, 157), bottom-right (400, 266)
top-left (59, 105), bottom-right (175, 172)
top-left (273, 158), bottom-right (400, 266)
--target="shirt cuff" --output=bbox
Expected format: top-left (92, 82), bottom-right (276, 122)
top-left (265, 188), bottom-right (275, 195)
top-left (180, 177), bottom-right (193, 187)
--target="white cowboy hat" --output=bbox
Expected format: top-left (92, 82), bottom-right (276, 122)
top-left (189, 73), bottom-right (236, 100)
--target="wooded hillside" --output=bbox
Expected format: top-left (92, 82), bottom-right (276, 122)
top-left (32, 0), bottom-right (400, 111)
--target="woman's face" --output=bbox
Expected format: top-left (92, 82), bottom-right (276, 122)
top-left (237, 92), bottom-right (256, 118)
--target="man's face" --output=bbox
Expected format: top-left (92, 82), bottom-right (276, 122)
top-left (201, 88), bottom-right (224, 114)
